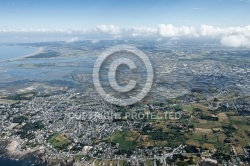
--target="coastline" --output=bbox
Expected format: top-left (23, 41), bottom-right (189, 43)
top-left (5, 139), bottom-right (40, 158)
top-left (0, 139), bottom-right (46, 165)
top-left (0, 47), bottom-right (44, 63)
top-left (1, 139), bottom-right (74, 166)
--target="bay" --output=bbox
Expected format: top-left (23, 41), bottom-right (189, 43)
top-left (0, 45), bottom-right (39, 61)
top-left (0, 156), bottom-right (46, 166)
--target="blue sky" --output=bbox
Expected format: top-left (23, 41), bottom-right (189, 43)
top-left (0, 0), bottom-right (249, 29)
top-left (0, 0), bottom-right (250, 46)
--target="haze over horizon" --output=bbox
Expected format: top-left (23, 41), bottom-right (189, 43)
top-left (0, 0), bottom-right (250, 47)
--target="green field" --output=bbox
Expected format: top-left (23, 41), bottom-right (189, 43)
top-left (110, 130), bottom-right (138, 150)
top-left (48, 133), bottom-right (71, 150)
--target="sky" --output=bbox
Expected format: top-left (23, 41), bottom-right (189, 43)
top-left (0, 0), bottom-right (250, 46)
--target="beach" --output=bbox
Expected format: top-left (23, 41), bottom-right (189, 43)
top-left (0, 46), bottom-right (44, 63)
top-left (6, 139), bottom-right (42, 158)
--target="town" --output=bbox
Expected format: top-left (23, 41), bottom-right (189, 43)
top-left (0, 85), bottom-right (250, 166)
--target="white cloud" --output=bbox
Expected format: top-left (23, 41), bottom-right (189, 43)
top-left (220, 35), bottom-right (250, 47)
top-left (157, 24), bottom-right (250, 47)
top-left (158, 24), bottom-right (196, 37)
top-left (95, 25), bottom-right (121, 35)
top-left (198, 25), bottom-right (222, 36)
top-left (1, 24), bottom-right (250, 47)
top-left (130, 26), bottom-right (157, 37)
top-left (91, 39), bottom-right (100, 44)
top-left (198, 24), bottom-right (250, 37)
top-left (0, 28), bottom-right (88, 34)
top-left (66, 37), bottom-right (78, 43)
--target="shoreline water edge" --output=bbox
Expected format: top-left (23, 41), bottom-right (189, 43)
top-left (0, 47), bottom-right (44, 63)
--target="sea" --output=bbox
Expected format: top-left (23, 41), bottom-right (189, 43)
top-left (0, 45), bottom-right (38, 61)
top-left (0, 156), bottom-right (46, 166)
top-left (0, 139), bottom-right (46, 166)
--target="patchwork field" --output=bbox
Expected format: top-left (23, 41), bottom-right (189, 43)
top-left (48, 133), bottom-right (71, 150)
top-left (218, 112), bottom-right (229, 123)
top-left (109, 130), bottom-right (139, 150)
